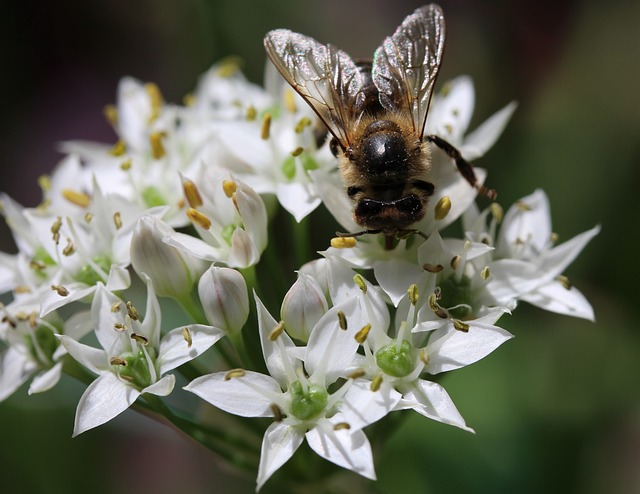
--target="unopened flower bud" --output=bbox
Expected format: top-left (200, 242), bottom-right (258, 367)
top-left (281, 273), bottom-right (328, 342)
top-left (130, 216), bottom-right (205, 299)
top-left (198, 265), bottom-right (249, 334)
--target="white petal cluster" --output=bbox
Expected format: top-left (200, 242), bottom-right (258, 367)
top-left (0, 55), bottom-right (598, 492)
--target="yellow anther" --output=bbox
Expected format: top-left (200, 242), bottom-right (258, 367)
top-left (130, 333), bottom-right (149, 345)
top-left (120, 159), bottom-right (132, 171)
top-left (330, 236), bottom-right (357, 249)
top-left (183, 93), bottom-right (195, 107)
top-left (428, 292), bottom-right (448, 319)
top-left (110, 357), bottom-right (128, 366)
top-left (419, 348), bottom-right (430, 366)
top-left (222, 180), bottom-right (237, 198)
top-left (333, 422), bottom-right (351, 431)
top-left (144, 82), bottom-right (163, 122)
top-left (434, 196), bottom-right (451, 221)
top-left (423, 263), bottom-right (443, 273)
top-left (481, 266), bottom-right (491, 280)
top-left (556, 274), bottom-right (572, 290)
top-left (114, 322), bottom-right (127, 332)
top-left (261, 113), bottom-right (272, 140)
top-left (111, 302), bottom-right (122, 313)
top-left (224, 368), bottom-right (246, 380)
top-left (408, 284), bottom-right (419, 305)
top-left (515, 201), bottom-right (531, 211)
top-left (51, 284), bottom-right (69, 297)
top-left (186, 208), bottom-right (212, 230)
top-left (337, 310), bottom-right (347, 330)
top-left (348, 369), bottom-right (366, 380)
top-left (355, 323), bottom-right (371, 344)
top-left (38, 174), bottom-right (51, 192)
top-left (62, 239), bottom-right (75, 256)
top-left (453, 319), bottom-right (470, 332)
top-left (149, 132), bottom-right (166, 160)
top-left (182, 327), bottom-right (193, 348)
top-left (294, 117), bottom-right (312, 133)
top-left (245, 105), bottom-right (257, 121)
top-left (62, 189), bottom-right (91, 208)
top-left (109, 140), bottom-right (126, 156)
top-left (183, 180), bottom-right (203, 208)
top-left (126, 301), bottom-right (139, 321)
top-left (103, 104), bottom-right (118, 126)
top-left (490, 202), bottom-right (503, 223)
top-left (370, 374), bottom-right (383, 392)
top-left (450, 255), bottom-right (461, 270)
top-left (216, 56), bottom-right (243, 78)
top-left (353, 274), bottom-right (367, 293)
top-left (269, 321), bottom-right (285, 341)
top-left (84, 212), bottom-right (93, 223)
top-left (113, 212), bottom-right (123, 230)
top-left (291, 146), bottom-right (304, 157)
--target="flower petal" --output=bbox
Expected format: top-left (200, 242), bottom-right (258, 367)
top-left (426, 310), bottom-right (513, 373)
top-left (184, 370), bottom-right (283, 417)
top-left (158, 324), bottom-right (225, 374)
top-left (0, 346), bottom-right (36, 402)
top-left (461, 101), bottom-right (518, 160)
top-left (57, 335), bottom-right (109, 374)
top-left (28, 362), bottom-right (63, 395)
top-left (306, 425), bottom-right (376, 480)
top-left (398, 379), bottom-right (473, 432)
top-left (143, 374), bottom-right (175, 397)
top-left (257, 421), bottom-right (304, 491)
top-left (520, 280), bottom-right (595, 321)
top-left (73, 372), bottom-right (140, 436)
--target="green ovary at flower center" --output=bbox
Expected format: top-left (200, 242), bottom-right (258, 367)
top-left (376, 339), bottom-right (414, 377)
top-left (141, 186), bottom-right (167, 208)
top-left (116, 349), bottom-right (157, 389)
top-left (437, 275), bottom-right (473, 319)
top-left (76, 255), bottom-right (112, 285)
top-left (289, 381), bottom-right (328, 421)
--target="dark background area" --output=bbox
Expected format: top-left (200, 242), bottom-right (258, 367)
top-left (1, 0), bottom-right (639, 492)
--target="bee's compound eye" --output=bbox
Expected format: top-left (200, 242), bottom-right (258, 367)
top-left (394, 195), bottom-right (422, 215)
top-left (329, 138), bottom-right (341, 157)
top-left (355, 198), bottom-right (382, 217)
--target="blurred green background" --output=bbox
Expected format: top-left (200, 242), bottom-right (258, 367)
top-left (1, 0), bottom-right (638, 492)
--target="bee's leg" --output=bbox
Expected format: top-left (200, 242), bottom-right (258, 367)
top-left (425, 134), bottom-right (497, 200)
top-left (335, 229), bottom-right (381, 238)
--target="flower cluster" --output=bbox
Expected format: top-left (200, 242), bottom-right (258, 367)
top-left (0, 58), bottom-right (597, 489)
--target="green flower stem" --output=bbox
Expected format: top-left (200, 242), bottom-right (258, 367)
top-left (292, 214), bottom-right (310, 268)
top-left (140, 394), bottom-right (261, 473)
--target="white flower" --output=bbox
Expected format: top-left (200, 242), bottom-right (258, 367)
top-left (464, 189), bottom-right (600, 320)
top-left (0, 294), bottom-right (92, 401)
top-left (164, 169), bottom-right (268, 268)
top-left (58, 277), bottom-right (224, 436)
top-left (185, 294), bottom-right (399, 490)
top-left (212, 63), bottom-right (336, 222)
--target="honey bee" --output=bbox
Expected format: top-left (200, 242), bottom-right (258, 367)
top-left (264, 4), bottom-right (495, 241)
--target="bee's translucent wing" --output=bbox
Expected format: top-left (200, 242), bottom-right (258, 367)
top-left (372, 4), bottom-right (446, 139)
top-left (264, 29), bottom-right (364, 148)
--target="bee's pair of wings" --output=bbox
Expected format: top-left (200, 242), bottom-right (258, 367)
top-left (264, 4), bottom-right (445, 149)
